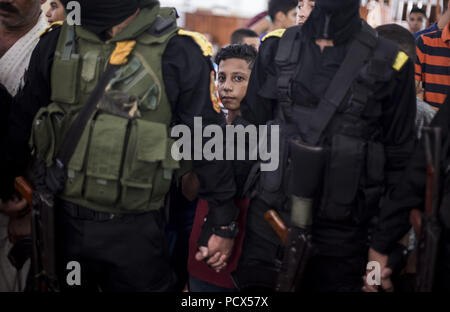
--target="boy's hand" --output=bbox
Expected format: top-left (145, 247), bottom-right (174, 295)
top-left (195, 234), bottom-right (234, 272)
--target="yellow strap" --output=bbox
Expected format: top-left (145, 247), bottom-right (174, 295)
top-left (39, 21), bottom-right (63, 38)
top-left (109, 41), bottom-right (137, 65)
top-left (262, 29), bottom-right (286, 42)
top-left (392, 51), bottom-right (409, 72)
top-left (178, 29), bottom-right (213, 57)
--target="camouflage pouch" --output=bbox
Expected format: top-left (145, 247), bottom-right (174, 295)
top-left (97, 90), bottom-right (141, 119)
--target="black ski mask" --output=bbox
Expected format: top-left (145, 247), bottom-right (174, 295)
top-left (61, 0), bottom-right (158, 38)
top-left (302, 0), bottom-right (361, 45)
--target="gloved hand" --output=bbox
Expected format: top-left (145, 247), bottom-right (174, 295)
top-left (45, 163), bottom-right (67, 194)
top-left (30, 158), bottom-right (49, 193)
top-left (196, 217), bottom-right (236, 273)
top-left (386, 243), bottom-right (409, 276)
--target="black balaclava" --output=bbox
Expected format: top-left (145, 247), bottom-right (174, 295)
top-left (61, 0), bottom-right (158, 39)
top-left (302, 0), bottom-right (361, 45)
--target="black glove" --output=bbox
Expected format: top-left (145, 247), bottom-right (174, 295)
top-left (198, 217), bottom-right (214, 247)
top-left (45, 163), bottom-right (67, 194)
top-left (197, 217), bottom-right (239, 247)
top-left (386, 243), bottom-right (409, 276)
top-left (30, 158), bottom-right (49, 193)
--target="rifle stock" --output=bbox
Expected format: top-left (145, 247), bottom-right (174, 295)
top-left (264, 210), bottom-right (288, 244)
top-left (14, 177), bottom-right (33, 207)
top-left (14, 176), bottom-right (59, 292)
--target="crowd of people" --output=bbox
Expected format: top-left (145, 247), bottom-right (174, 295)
top-left (0, 0), bottom-right (449, 293)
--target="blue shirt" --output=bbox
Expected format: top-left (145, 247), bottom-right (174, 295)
top-left (414, 22), bottom-right (439, 40)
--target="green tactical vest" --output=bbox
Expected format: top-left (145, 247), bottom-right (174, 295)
top-left (30, 6), bottom-right (185, 214)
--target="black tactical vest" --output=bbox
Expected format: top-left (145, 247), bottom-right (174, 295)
top-left (262, 22), bottom-right (409, 225)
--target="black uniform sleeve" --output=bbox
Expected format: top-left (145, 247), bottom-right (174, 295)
top-left (371, 59), bottom-right (419, 254)
top-left (241, 37), bottom-right (280, 126)
top-left (0, 83), bottom-right (12, 144)
top-left (372, 96), bottom-right (450, 255)
top-left (0, 28), bottom-right (60, 200)
top-left (162, 35), bottom-right (238, 228)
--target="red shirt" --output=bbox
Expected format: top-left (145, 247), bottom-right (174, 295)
top-left (187, 198), bottom-right (249, 289)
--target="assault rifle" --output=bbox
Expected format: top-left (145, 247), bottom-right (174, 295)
top-left (410, 127), bottom-right (442, 292)
top-left (14, 177), bottom-right (59, 292)
top-left (265, 209), bottom-right (313, 292)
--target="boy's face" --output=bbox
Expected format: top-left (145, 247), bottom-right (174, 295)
top-left (408, 12), bottom-right (426, 33)
top-left (278, 8), bottom-right (298, 29)
top-left (46, 0), bottom-right (65, 24)
top-left (297, 0), bottom-right (315, 25)
top-left (217, 58), bottom-right (252, 112)
top-left (241, 36), bottom-right (260, 51)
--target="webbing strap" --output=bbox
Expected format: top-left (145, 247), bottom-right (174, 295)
top-left (55, 64), bottom-right (119, 168)
top-left (56, 40), bottom-right (137, 168)
top-left (274, 22), bottom-right (379, 145)
top-left (274, 26), bottom-right (302, 121)
top-left (304, 26), bottom-right (376, 145)
top-left (61, 26), bottom-right (76, 61)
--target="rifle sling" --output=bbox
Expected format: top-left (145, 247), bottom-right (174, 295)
top-left (55, 63), bottom-right (120, 168)
top-left (304, 32), bottom-right (374, 145)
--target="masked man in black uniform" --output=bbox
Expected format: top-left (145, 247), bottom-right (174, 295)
top-left (233, 0), bottom-right (417, 292)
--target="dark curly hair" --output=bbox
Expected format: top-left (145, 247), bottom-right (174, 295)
top-left (268, 0), bottom-right (297, 22)
top-left (214, 44), bottom-right (258, 69)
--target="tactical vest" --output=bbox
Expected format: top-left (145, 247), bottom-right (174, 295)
top-left (260, 23), bottom-right (410, 225)
top-left (30, 7), bottom-right (197, 214)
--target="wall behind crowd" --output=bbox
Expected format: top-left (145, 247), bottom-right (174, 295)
top-left (40, 0), bottom-right (447, 48)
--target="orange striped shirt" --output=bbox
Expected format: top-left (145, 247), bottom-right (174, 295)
top-left (415, 23), bottom-right (450, 109)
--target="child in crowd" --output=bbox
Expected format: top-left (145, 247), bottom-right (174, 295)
top-left (296, 0), bottom-right (315, 26)
top-left (187, 44), bottom-right (258, 292)
top-left (230, 29), bottom-right (260, 51)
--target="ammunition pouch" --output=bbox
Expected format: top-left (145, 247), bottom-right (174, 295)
top-left (319, 134), bottom-right (385, 223)
top-left (286, 138), bottom-right (325, 199)
top-left (256, 122), bottom-right (293, 210)
top-left (255, 122), bottom-right (326, 229)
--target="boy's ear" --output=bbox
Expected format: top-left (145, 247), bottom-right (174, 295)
top-left (275, 11), bottom-right (286, 24)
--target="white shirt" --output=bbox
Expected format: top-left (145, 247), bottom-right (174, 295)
top-left (0, 12), bottom-right (48, 96)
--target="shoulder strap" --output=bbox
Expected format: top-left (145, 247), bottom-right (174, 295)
top-left (61, 25), bottom-right (77, 61)
top-left (303, 22), bottom-right (378, 145)
top-left (147, 8), bottom-right (178, 38)
top-left (274, 26), bottom-right (303, 121)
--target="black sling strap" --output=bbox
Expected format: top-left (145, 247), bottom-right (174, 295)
top-left (55, 63), bottom-right (120, 168)
top-left (275, 22), bottom-right (378, 145)
top-left (275, 26), bottom-right (303, 121)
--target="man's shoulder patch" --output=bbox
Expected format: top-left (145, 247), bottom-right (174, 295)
top-left (392, 51), bottom-right (409, 72)
top-left (178, 29), bottom-right (213, 57)
top-left (210, 71), bottom-right (221, 114)
top-left (39, 21), bottom-right (63, 38)
top-left (262, 29), bottom-right (286, 42)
